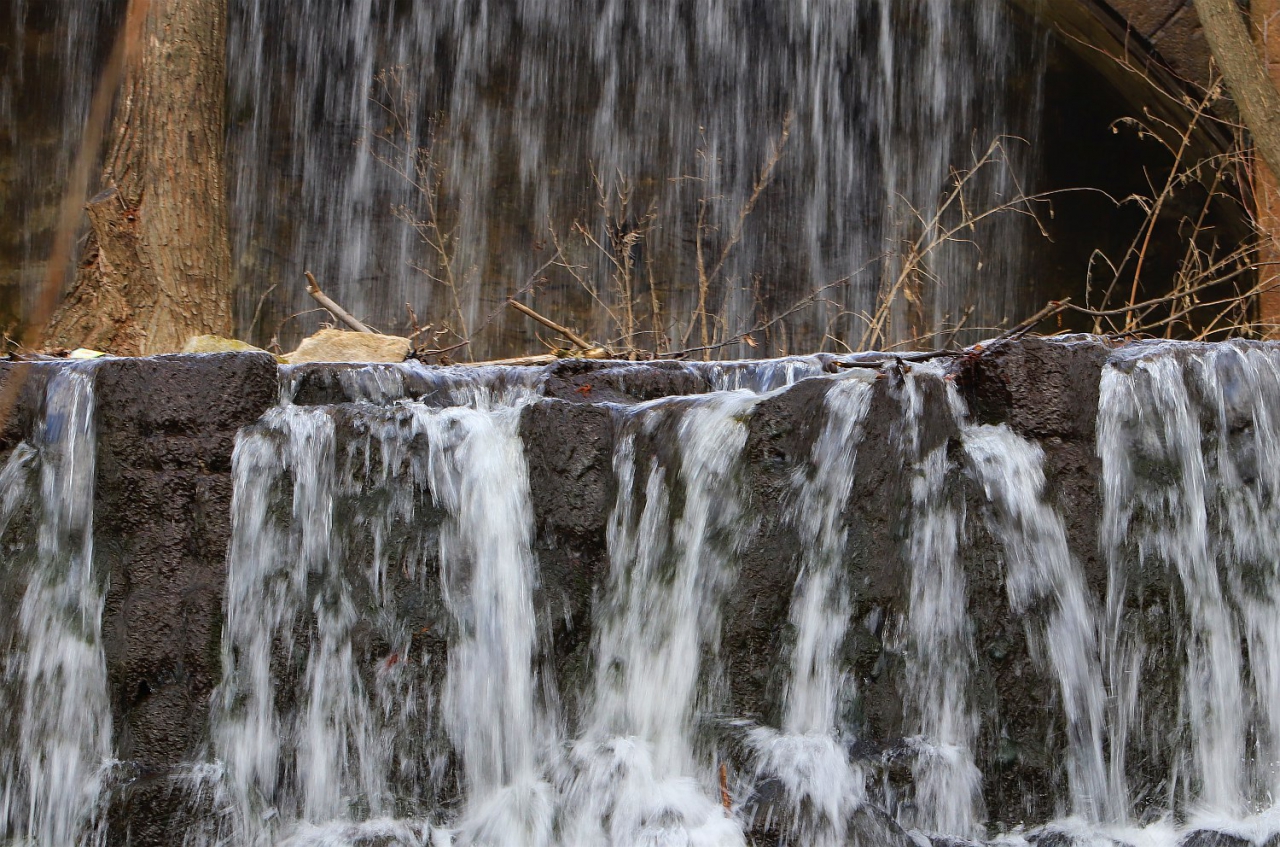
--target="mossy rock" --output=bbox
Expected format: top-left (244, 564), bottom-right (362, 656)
top-left (182, 335), bottom-right (271, 355)
top-left (282, 328), bottom-right (410, 364)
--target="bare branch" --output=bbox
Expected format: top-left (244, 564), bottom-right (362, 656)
top-left (507, 299), bottom-right (594, 351)
top-left (304, 272), bottom-right (374, 333)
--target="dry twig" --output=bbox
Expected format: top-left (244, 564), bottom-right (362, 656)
top-left (507, 299), bottom-right (594, 351)
top-left (304, 272), bottom-right (374, 333)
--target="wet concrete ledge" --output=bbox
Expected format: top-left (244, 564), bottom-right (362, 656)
top-left (0, 337), bottom-right (1233, 843)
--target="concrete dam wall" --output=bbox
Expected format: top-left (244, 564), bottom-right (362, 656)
top-left (0, 337), bottom-right (1277, 847)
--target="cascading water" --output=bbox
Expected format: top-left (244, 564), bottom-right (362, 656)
top-left (427, 402), bottom-right (553, 846)
top-left (220, 0), bottom-right (1040, 354)
top-left (559, 391), bottom-right (762, 847)
top-left (1097, 343), bottom-right (1280, 826)
top-left (203, 364), bottom-right (802, 846)
top-left (0, 365), bottom-right (112, 847)
top-left (897, 369), bottom-right (983, 839)
top-left (10, 342), bottom-right (1280, 847)
top-left (963, 424), bottom-right (1109, 823)
top-left (207, 366), bottom-right (551, 846)
top-left (0, 8), bottom-right (1278, 840)
top-left (890, 365), bottom-right (1110, 835)
top-left (1, 0), bottom-right (1041, 355)
top-left (749, 374), bottom-right (874, 847)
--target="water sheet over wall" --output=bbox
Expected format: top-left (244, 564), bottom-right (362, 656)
top-left (0, 364), bottom-right (111, 847)
top-left (1, 0), bottom-right (1043, 355)
top-left (5, 339), bottom-right (1280, 847)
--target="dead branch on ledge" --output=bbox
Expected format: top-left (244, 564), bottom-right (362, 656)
top-left (990, 298), bottom-right (1073, 345)
top-left (506, 299), bottom-right (599, 353)
top-left (304, 271), bottom-right (374, 333)
top-left (463, 349), bottom-right (611, 367)
top-left (832, 298), bottom-right (1074, 370)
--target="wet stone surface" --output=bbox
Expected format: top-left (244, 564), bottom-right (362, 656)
top-left (0, 339), bottom-right (1223, 845)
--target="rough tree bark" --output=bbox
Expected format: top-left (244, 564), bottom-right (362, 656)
top-left (44, 0), bottom-right (232, 356)
top-left (1252, 0), bottom-right (1280, 334)
top-left (1194, 0), bottom-right (1280, 174)
top-left (1193, 0), bottom-right (1280, 334)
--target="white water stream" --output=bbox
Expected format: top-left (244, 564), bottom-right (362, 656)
top-left (0, 366), bottom-right (112, 847)
top-left (897, 369), bottom-right (983, 839)
top-left (1098, 343), bottom-right (1280, 824)
top-left (4, 346), bottom-right (1280, 846)
top-left (749, 373), bottom-right (874, 847)
top-left (559, 390), bottom-right (761, 847)
top-left (963, 423), bottom-right (1109, 823)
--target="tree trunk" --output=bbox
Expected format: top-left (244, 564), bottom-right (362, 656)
top-left (45, 0), bottom-right (232, 356)
top-left (1194, 0), bottom-right (1280, 176)
top-left (1253, 0), bottom-right (1280, 336)
top-left (1195, 0), bottom-right (1280, 336)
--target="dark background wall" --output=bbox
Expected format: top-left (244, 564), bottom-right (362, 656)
top-left (0, 0), bottom-right (1248, 355)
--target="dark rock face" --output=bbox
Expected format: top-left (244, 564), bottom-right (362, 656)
top-left (1180, 831), bottom-right (1255, 847)
top-left (540, 358), bottom-right (715, 404)
top-left (94, 354), bottom-right (279, 767)
top-left (0, 340), bottom-right (1195, 843)
top-left (957, 335), bottom-right (1112, 439)
top-left (520, 397), bottom-right (617, 731)
top-left (956, 337), bottom-right (1114, 826)
top-left (731, 376), bottom-right (838, 728)
top-left (89, 354), bottom-right (278, 844)
top-left (847, 805), bottom-right (919, 847)
top-left (521, 399), bottom-right (616, 545)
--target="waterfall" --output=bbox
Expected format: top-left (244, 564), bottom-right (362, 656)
top-left (211, 363), bottom-right (828, 845)
top-left (210, 368), bottom-right (550, 845)
top-left (219, 0), bottom-right (1037, 354)
top-left (1, 0), bottom-right (1041, 355)
top-left (199, 345), bottom-right (1280, 847)
top-left (8, 344), bottom-right (1280, 847)
top-left (0, 365), bottom-right (112, 847)
top-left (560, 390), bottom-right (760, 846)
top-left (893, 366), bottom-right (1110, 833)
top-left (1097, 343), bottom-right (1280, 821)
top-left (898, 368), bottom-right (983, 839)
top-left (749, 373), bottom-right (874, 847)
top-left (425, 404), bottom-right (553, 845)
top-left (963, 422), bottom-right (1109, 822)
